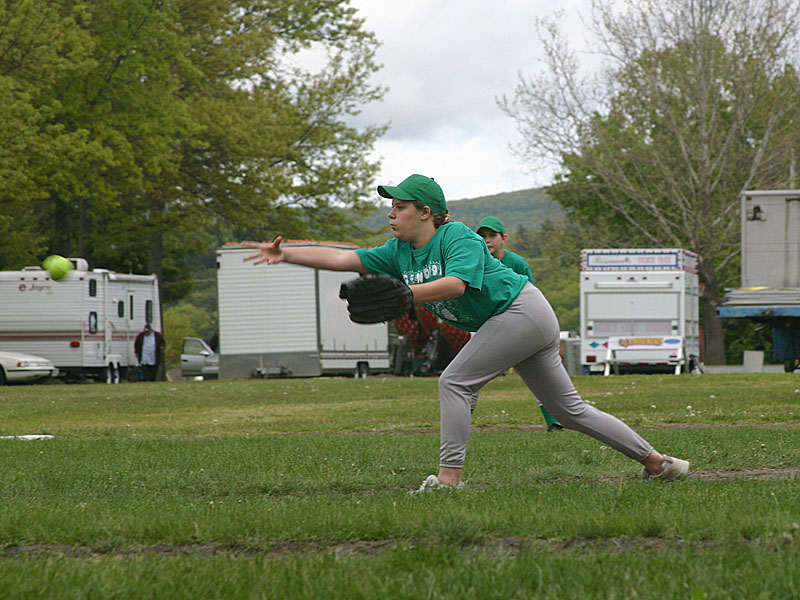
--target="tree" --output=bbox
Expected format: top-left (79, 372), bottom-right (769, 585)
top-left (0, 0), bottom-right (93, 268)
top-left (0, 0), bottom-right (385, 297)
top-left (500, 0), bottom-right (800, 363)
top-left (138, 0), bottom-right (386, 295)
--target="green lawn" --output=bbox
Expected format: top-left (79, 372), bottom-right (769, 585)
top-left (0, 373), bottom-right (798, 599)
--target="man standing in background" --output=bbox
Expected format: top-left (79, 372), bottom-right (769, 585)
top-left (134, 323), bottom-right (165, 382)
top-left (477, 215), bottom-right (562, 431)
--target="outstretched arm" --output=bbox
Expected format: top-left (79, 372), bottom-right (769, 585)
top-left (240, 237), bottom-right (367, 273)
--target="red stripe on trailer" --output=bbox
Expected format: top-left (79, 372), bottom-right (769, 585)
top-left (0, 332), bottom-right (135, 341)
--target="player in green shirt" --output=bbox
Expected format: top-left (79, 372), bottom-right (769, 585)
top-left (241, 174), bottom-right (689, 490)
top-left (477, 216), bottom-right (563, 431)
top-left (477, 216), bottom-right (535, 284)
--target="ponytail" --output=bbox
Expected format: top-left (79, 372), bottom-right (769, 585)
top-left (432, 212), bottom-right (450, 228)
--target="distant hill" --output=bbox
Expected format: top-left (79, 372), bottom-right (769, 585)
top-left (361, 188), bottom-right (564, 234)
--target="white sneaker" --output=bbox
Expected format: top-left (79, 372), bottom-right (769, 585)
top-left (410, 474), bottom-right (466, 494)
top-left (641, 455), bottom-right (690, 481)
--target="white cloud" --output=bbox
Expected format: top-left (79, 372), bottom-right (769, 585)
top-left (350, 0), bottom-right (592, 199)
top-left (371, 134), bottom-right (545, 201)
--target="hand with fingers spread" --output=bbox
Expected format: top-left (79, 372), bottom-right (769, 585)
top-left (241, 237), bottom-right (284, 265)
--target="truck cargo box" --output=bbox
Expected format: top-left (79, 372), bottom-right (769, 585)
top-left (740, 190), bottom-right (800, 287)
top-left (216, 243), bottom-right (390, 379)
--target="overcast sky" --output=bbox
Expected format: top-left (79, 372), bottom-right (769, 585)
top-left (349, 0), bottom-right (593, 201)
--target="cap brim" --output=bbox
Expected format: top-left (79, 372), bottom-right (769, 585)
top-left (378, 185), bottom-right (416, 201)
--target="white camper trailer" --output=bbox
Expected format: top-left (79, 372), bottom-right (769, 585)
top-left (579, 249), bottom-right (701, 375)
top-left (216, 243), bottom-right (390, 379)
top-left (0, 259), bottom-right (161, 382)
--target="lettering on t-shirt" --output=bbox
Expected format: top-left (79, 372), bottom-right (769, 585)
top-left (401, 260), bottom-right (443, 285)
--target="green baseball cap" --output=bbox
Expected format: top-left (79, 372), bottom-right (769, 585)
top-left (377, 174), bottom-right (447, 214)
top-left (477, 216), bottom-right (506, 235)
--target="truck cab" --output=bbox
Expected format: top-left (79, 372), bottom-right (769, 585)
top-left (180, 337), bottom-right (219, 379)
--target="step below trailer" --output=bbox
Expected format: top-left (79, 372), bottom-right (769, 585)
top-left (216, 243), bottom-right (390, 379)
top-left (0, 259), bottom-right (161, 382)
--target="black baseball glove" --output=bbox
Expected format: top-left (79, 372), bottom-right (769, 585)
top-left (339, 274), bottom-right (413, 324)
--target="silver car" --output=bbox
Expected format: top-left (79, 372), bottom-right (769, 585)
top-left (180, 337), bottom-right (219, 380)
top-left (0, 350), bottom-right (57, 385)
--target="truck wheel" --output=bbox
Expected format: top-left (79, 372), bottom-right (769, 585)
top-left (784, 359), bottom-right (800, 373)
top-left (0, 367), bottom-right (6, 385)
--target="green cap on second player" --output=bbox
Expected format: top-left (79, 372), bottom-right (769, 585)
top-left (477, 216), bottom-right (506, 235)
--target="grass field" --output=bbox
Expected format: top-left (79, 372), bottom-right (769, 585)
top-left (0, 372), bottom-right (798, 599)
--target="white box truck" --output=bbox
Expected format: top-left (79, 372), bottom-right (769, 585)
top-left (216, 243), bottom-right (390, 379)
top-left (579, 249), bottom-right (701, 374)
top-left (0, 259), bottom-right (161, 382)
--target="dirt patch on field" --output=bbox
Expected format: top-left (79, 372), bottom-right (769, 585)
top-left (595, 465), bottom-right (800, 484)
top-left (687, 466), bottom-right (800, 480)
top-left (351, 422), bottom-right (800, 436)
top-left (3, 534), bottom-right (798, 560)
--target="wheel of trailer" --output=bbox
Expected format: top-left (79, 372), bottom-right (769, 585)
top-left (785, 359), bottom-right (800, 373)
top-left (687, 355), bottom-right (706, 374)
top-left (356, 361), bottom-right (370, 379)
top-left (0, 366), bottom-right (6, 385)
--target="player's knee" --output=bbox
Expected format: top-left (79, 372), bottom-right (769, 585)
top-left (438, 369), bottom-right (463, 395)
top-left (438, 371), bottom-right (472, 404)
top-left (547, 398), bottom-right (590, 426)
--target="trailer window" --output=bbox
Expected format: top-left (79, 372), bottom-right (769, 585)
top-left (117, 301), bottom-right (125, 318)
top-left (145, 300), bottom-right (153, 325)
top-left (129, 295), bottom-right (134, 319)
top-left (88, 311), bottom-right (98, 334)
top-left (89, 279), bottom-right (97, 297)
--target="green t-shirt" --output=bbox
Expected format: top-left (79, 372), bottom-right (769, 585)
top-left (500, 250), bottom-right (535, 285)
top-left (355, 222), bottom-right (527, 332)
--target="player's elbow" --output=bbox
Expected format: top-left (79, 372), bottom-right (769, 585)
top-left (447, 277), bottom-right (467, 298)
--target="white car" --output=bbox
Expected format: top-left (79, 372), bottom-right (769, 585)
top-left (0, 350), bottom-right (57, 385)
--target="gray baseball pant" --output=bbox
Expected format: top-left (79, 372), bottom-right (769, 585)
top-left (438, 283), bottom-right (654, 468)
